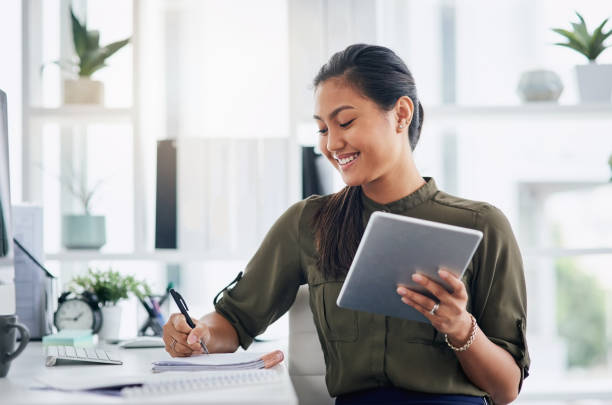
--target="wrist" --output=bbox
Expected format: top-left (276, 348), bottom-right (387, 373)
top-left (447, 313), bottom-right (473, 346)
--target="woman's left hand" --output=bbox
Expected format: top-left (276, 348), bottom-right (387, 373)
top-left (396, 268), bottom-right (472, 344)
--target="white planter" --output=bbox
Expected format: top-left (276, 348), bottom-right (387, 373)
top-left (98, 305), bottom-right (122, 342)
top-left (575, 63), bottom-right (612, 103)
top-left (62, 214), bottom-right (106, 250)
top-left (63, 78), bottom-right (104, 105)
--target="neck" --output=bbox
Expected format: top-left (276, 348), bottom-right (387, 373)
top-left (361, 157), bottom-right (425, 205)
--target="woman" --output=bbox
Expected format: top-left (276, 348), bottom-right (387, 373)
top-left (162, 44), bottom-right (530, 404)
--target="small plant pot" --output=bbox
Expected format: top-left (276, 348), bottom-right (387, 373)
top-left (62, 214), bottom-right (106, 250)
top-left (98, 305), bottom-right (122, 342)
top-left (63, 78), bottom-right (105, 105)
top-left (575, 63), bottom-right (612, 103)
top-left (517, 70), bottom-right (564, 102)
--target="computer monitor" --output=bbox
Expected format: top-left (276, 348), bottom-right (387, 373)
top-left (0, 88), bottom-right (16, 315)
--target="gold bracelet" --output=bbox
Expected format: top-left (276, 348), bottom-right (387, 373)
top-left (444, 314), bottom-right (477, 352)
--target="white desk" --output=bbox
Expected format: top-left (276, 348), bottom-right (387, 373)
top-left (0, 342), bottom-right (297, 405)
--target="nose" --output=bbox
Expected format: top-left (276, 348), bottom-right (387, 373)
top-left (326, 128), bottom-right (345, 153)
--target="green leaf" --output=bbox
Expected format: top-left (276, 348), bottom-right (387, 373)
top-left (70, 6), bottom-right (88, 60)
top-left (552, 30), bottom-right (590, 59)
top-left (79, 38), bottom-right (130, 77)
top-left (552, 13), bottom-right (612, 61)
top-left (588, 18), bottom-right (611, 59)
top-left (69, 267), bottom-right (152, 306)
top-left (86, 30), bottom-right (100, 51)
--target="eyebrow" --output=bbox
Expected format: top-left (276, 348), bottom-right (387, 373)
top-left (313, 105), bottom-right (355, 122)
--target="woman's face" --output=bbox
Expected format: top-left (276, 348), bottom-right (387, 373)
top-left (314, 78), bottom-right (410, 188)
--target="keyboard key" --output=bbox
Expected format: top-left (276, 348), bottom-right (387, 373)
top-left (85, 348), bottom-right (97, 359)
top-left (65, 346), bottom-right (77, 357)
top-left (96, 349), bottom-right (109, 360)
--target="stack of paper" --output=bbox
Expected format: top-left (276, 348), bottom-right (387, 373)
top-left (152, 352), bottom-right (265, 372)
top-left (42, 329), bottom-right (94, 347)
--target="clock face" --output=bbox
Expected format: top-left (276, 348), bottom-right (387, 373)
top-left (55, 299), bottom-right (95, 330)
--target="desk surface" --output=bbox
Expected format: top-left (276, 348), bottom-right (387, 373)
top-left (1, 342), bottom-right (297, 405)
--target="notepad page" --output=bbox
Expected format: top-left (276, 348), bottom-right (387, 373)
top-left (154, 351), bottom-right (264, 366)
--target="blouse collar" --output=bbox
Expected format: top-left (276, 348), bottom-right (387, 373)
top-left (360, 177), bottom-right (439, 213)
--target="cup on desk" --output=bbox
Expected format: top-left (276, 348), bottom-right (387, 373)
top-left (0, 314), bottom-right (30, 377)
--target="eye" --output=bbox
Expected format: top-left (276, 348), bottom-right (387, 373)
top-left (339, 118), bottom-right (355, 128)
top-left (317, 128), bottom-right (328, 135)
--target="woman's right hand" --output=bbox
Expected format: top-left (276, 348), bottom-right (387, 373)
top-left (162, 313), bottom-right (210, 357)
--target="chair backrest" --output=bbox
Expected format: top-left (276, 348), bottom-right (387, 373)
top-left (289, 285), bottom-right (334, 405)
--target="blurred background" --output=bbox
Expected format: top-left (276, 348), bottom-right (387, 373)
top-left (1, 0), bottom-right (612, 403)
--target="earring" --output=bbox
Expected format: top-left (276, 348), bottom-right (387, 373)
top-left (398, 120), bottom-right (406, 129)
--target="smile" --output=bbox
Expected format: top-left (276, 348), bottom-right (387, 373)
top-left (335, 152), bottom-right (360, 167)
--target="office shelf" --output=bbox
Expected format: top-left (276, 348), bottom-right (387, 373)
top-left (426, 103), bottom-right (612, 122)
top-left (523, 247), bottom-right (612, 258)
top-left (45, 250), bottom-right (249, 263)
top-left (28, 106), bottom-right (133, 124)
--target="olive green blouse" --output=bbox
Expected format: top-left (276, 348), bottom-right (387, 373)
top-left (215, 177), bottom-right (530, 398)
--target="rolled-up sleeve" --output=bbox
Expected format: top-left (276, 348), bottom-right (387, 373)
top-left (471, 205), bottom-right (530, 389)
top-left (214, 199), bottom-right (307, 349)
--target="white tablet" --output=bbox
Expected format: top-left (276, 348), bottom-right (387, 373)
top-left (336, 211), bottom-right (483, 323)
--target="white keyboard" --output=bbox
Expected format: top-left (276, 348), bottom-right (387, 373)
top-left (45, 345), bottom-right (123, 366)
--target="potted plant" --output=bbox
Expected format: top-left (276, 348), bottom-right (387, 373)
top-left (60, 168), bottom-right (107, 250)
top-left (552, 12), bottom-right (612, 103)
top-left (71, 268), bottom-right (151, 341)
top-left (60, 6), bottom-right (131, 105)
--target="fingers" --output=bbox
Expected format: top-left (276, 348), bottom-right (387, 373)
top-left (261, 350), bottom-right (284, 368)
top-left (411, 272), bottom-right (452, 302)
top-left (163, 313), bottom-right (203, 357)
top-left (398, 293), bottom-right (436, 321)
top-left (187, 322), bottom-right (210, 351)
top-left (438, 269), bottom-right (468, 300)
top-left (171, 313), bottom-right (193, 334)
top-left (397, 285), bottom-right (437, 314)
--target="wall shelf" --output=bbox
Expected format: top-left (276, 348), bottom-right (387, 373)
top-left (45, 250), bottom-right (249, 263)
top-left (28, 107), bottom-right (133, 124)
top-left (426, 103), bottom-right (612, 122)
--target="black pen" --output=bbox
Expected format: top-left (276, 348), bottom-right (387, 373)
top-left (169, 288), bottom-right (209, 354)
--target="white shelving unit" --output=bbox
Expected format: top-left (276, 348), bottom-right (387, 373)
top-left (21, 0), bottom-right (146, 263)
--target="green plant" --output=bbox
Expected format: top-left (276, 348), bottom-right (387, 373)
top-left (552, 12), bottom-right (612, 62)
top-left (60, 5), bottom-right (131, 77)
top-left (71, 268), bottom-right (151, 306)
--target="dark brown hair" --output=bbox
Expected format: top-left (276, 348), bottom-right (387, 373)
top-left (312, 44), bottom-right (425, 278)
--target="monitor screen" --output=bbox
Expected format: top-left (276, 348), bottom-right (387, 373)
top-left (0, 89), bottom-right (13, 269)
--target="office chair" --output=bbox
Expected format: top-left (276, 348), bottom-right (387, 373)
top-left (289, 285), bottom-right (334, 405)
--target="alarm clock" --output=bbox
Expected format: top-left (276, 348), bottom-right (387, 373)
top-left (54, 291), bottom-right (103, 333)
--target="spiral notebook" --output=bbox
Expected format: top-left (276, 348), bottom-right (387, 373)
top-left (151, 352), bottom-right (265, 372)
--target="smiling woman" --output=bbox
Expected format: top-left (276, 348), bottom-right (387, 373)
top-left (162, 44), bottom-right (530, 405)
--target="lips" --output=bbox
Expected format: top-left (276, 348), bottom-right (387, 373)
top-left (335, 152), bottom-right (360, 167)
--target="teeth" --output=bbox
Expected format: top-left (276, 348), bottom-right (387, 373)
top-left (338, 154), bottom-right (358, 165)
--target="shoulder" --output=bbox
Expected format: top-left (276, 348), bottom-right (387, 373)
top-left (431, 190), bottom-right (511, 233)
top-left (275, 194), bottom-right (331, 234)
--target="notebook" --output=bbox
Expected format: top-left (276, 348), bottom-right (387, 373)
top-left (152, 352), bottom-right (269, 373)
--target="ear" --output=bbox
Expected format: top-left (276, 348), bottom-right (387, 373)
top-left (394, 96), bottom-right (414, 133)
